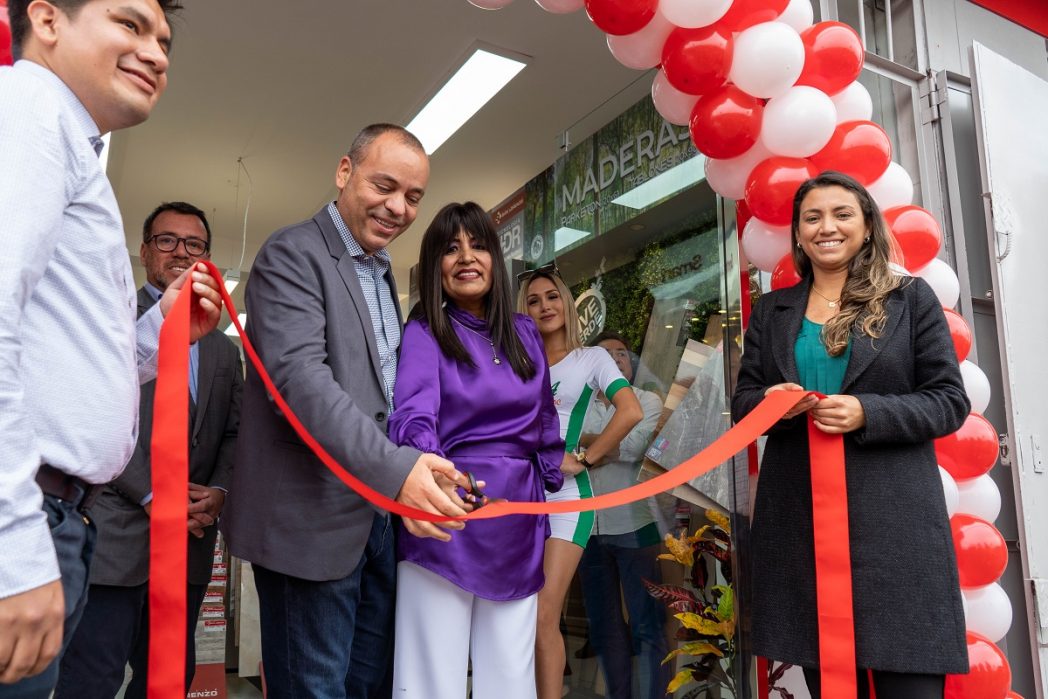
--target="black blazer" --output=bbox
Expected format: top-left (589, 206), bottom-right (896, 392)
top-left (88, 287), bottom-right (243, 586)
top-left (731, 276), bottom-right (971, 673)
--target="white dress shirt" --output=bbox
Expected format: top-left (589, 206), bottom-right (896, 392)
top-left (0, 61), bottom-right (163, 598)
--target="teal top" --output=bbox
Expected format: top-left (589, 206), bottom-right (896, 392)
top-left (795, 317), bottom-right (852, 395)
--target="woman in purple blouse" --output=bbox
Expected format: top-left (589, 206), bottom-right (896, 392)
top-left (389, 202), bottom-right (564, 699)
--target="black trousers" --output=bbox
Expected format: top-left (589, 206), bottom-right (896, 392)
top-left (55, 581), bottom-right (208, 699)
top-left (803, 666), bottom-right (945, 699)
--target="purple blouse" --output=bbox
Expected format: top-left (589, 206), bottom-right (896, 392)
top-left (390, 304), bottom-right (564, 600)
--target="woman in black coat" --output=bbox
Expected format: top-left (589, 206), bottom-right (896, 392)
top-left (731, 171), bottom-right (971, 698)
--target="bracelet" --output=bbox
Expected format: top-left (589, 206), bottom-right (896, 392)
top-left (573, 449), bottom-right (593, 468)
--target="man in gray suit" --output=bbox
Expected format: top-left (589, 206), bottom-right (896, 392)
top-left (222, 124), bottom-right (470, 699)
top-left (55, 202), bottom-right (243, 699)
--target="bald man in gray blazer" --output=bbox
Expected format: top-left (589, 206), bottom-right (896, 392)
top-left (222, 124), bottom-right (470, 699)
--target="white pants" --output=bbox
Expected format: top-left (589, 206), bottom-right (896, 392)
top-left (392, 561), bottom-right (538, 699)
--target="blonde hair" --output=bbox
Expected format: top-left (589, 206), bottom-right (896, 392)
top-left (516, 272), bottom-right (583, 352)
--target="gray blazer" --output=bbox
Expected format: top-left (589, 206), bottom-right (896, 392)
top-left (89, 287), bottom-right (243, 587)
top-left (221, 208), bottom-right (420, 582)
top-left (731, 276), bottom-right (971, 674)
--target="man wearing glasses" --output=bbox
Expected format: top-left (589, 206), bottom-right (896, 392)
top-left (54, 202), bottom-right (242, 699)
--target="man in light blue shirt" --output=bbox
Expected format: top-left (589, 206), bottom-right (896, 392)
top-left (0, 1), bottom-right (223, 695)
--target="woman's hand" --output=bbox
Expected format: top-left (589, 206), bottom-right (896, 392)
top-left (811, 395), bottom-right (866, 433)
top-left (560, 452), bottom-right (585, 476)
top-left (765, 383), bottom-right (818, 419)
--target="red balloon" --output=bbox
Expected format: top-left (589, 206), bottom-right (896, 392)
top-left (0, 9), bottom-right (11, 68)
top-left (951, 515), bottom-right (1008, 589)
top-left (718, 0), bottom-right (790, 32)
top-left (690, 85), bottom-right (764, 160)
top-left (811, 120), bottom-right (892, 186)
top-left (935, 413), bottom-right (999, 481)
top-left (1006, 692), bottom-right (1025, 699)
top-left (585, 0), bottom-right (657, 36)
top-left (771, 253), bottom-right (801, 289)
top-left (737, 200), bottom-right (753, 234)
top-left (661, 26), bottom-right (733, 96)
top-left (795, 22), bottom-right (864, 96)
top-left (744, 157), bottom-right (819, 227)
top-left (945, 632), bottom-right (1011, 699)
top-left (884, 205), bottom-right (943, 271)
top-left (942, 308), bottom-right (972, 363)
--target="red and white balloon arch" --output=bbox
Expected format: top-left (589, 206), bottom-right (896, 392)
top-left (0, 0), bottom-right (1017, 695)
top-left (463, 0), bottom-right (1016, 697)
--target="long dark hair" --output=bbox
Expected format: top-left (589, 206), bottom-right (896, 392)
top-left (791, 170), bottom-right (904, 356)
top-left (414, 202), bottom-right (536, 380)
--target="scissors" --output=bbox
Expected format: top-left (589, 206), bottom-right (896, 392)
top-left (462, 471), bottom-right (501, 509)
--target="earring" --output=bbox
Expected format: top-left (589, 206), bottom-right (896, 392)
top-left (796, 242), bottom-right (801, 248)
top-left (864, 236), bottom-right (870, 243)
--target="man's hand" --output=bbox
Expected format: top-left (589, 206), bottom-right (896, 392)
top-left (811, 394), bottom-right (866, 434)
top-left (397, 454), bottom-right (469, 542)
top-left (0, 579), bottom-right (64, 684)
top-left (159, 262), bottom-right (223, 343)
top-left (187, 483), bottom-right (225, 539)
top-left (765, 383), bottom-right (818, 420)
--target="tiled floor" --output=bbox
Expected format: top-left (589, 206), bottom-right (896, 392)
top-left (118, 634), bottom-right (608, 698)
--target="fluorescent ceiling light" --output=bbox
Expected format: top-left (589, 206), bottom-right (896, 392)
top-left (553, 227), bottom-right (591, 252)
top-left (224, 313), bottom-right (247, 337)
top-left (610, 154), bottom-right (707, 211)
top-left (407, 48), bottom-right (527, 155)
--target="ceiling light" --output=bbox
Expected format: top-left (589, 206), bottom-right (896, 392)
top-left (553, 227), bottom-right (591, 252)
top-left (610, 154), bottom-right (707, 211)
top-left (224, 313), bottom-right (246, 337)
top-left (407, 46), bottom-right (528, 155)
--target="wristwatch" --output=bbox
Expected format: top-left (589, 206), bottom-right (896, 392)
top-left (573, 449), bottom-right (593, 469)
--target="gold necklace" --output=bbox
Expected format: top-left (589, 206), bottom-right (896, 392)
top-left (451, 316), bottom-right (502, 365)
top-left (810, 286), bottom-right (841, 309)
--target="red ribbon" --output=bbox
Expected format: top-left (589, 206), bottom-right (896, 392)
top-left (147, 277), bottom-right (190, 698)
top-left (809, 414), bottom-right (857, 696)
top-left (146, 261), bottom-right (855, 697)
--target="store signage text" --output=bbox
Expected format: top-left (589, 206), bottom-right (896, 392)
top-left (561, 121), bottom-right (691, 208)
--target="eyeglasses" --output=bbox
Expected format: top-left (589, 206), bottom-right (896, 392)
top-left (515, 261), bottom-right (561, 285)
top-left (147, 234), bottom-right (209, 257)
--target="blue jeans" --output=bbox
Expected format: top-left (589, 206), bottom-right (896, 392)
top-left (253, 513), bottom-right (396, 699)
top-left (0, 495), bottom-right (96, 699)
top-left (54, 581), bottom-right (208, 699)
top-left (579, 531), bottom-right (670, 699)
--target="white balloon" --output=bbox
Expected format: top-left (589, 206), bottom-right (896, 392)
top-left (468, 0), bottom-right (515, 8)
top-left (651, 69), bottom-right (699, 126)
top-left (659, 0), bottom-right (732, 28)
top-left (868, 161), bottom-right (914, 211)
top-left (760, 86), bottom-right (837, 158)
top-left (705, 141), bottom-right (772, 200)
top-left (915, 258), bottom-right (960, 309)
top-left (957, 473), bottom-right (1002, 523)
top-left (830, 81), bottom-right (873, 123)
top-left (742, 219), bottom-right (793, 272)
top-left (607, 12), bottom-right (674, 69)
top-left (776, 0), bottom-right (815, 32)
top-left (534, 0), bottom-right (584, 12)
top-left (729, 22), bottom-right (805, 100)
top-left (963, 583), bottom-right (1013, 643)
top-left (939, 466), bottom-right (960, 518)
top-left (960, 360), bottom-right (992, 415)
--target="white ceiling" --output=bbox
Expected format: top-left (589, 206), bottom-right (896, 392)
top-left (110, 0), bottom-right (655, 307)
